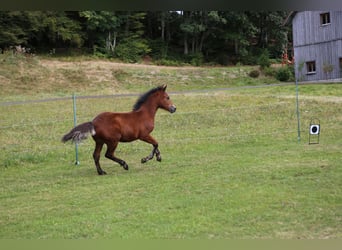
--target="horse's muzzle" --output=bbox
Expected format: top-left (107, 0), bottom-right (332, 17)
top-left (169, 105), bottom-right (177, 113)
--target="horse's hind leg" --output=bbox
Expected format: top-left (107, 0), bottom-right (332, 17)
top-left (105, 141), bottom-right (129, 170)
top-left (93, 141), bottom-right (106, 175)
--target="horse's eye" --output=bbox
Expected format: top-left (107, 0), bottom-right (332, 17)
top-left (166, 96), bottom-right (170, 100)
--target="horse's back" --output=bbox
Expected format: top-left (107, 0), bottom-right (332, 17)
top-left (92, 111), bottom-right (135, 125)
top-left (92, 111), bottom-right (140, 142)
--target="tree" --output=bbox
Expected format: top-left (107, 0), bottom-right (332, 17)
top-left (144, 11), bottom-right (182, 59)
top-left (39, 11), bottom-right (84, 48)
top-left (114, 12), bottom-right (151, 62)
top-left (220, 11), bottom-right (257, 57)
top-left (179, 11), bottom-right (207, 55)
top-left (80, 11), bottom-right (122, 53)
top-left (0, 11), bottom-right (292, 64)
top-left (0, 11), bottom-right (43, 50)
top-left (248, 11), bottom-right (290, 57)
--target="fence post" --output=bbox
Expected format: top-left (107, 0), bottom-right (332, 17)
top-left (73, 93), bottom-right (80, 165)
top-left (295, 79), bottom-right (301, 143)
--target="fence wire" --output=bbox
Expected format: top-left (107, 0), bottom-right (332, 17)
top-left (1, 91), bottom-right (341, 167)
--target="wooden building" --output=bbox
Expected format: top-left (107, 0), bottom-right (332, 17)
top-left (286, 11), bottom-right (342, 82)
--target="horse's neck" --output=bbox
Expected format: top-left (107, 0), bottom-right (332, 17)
top-left (140, 105), bottom-right (158, 118)
top-left (138, 101), bottom-right (159, 119)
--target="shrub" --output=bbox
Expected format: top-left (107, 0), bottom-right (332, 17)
top-left (148, 39), bottom-right (168, 59)
top-left (189, 53), bottom-right (204, 66)
top-left (276, 67), bottom-right (292, 82)
top-left (249, 69), bottom-right (260, 78)
top-left (257, 49), bottom-right (271, 69)
top-left (240, 54), bottom-right (258, 65)
top-left (216, 54), bottom-right (230, 66)
top-left (263, 66), bottom-right (277, 77)
top-left (155, 59), bottom-right (183, 66)
top-left (115, 37), bottom-right (151, 63)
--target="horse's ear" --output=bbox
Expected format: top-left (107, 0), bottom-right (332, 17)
top-left (162, 84), bottom-right (167, 91)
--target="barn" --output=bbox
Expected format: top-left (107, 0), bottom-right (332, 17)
top-left (286, 11), bottom-right (342, 82)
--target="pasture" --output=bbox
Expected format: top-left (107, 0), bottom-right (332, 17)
top-left (0, 58), bottom-right (341, 239)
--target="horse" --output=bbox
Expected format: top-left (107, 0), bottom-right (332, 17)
top-left (62, 84), bottom-right (176, 175)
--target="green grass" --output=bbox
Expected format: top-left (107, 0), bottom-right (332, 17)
top-left (0, 57), bottom-right (341, 239)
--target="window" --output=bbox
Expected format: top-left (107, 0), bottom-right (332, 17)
top-left (320, 12), bottom-right (331, 25)
top-left (306, 61), bottom-right (316, 74)
top-left (339, 58), bottom-right (342, 77)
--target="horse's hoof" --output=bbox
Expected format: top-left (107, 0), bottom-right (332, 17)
top-left (123, 164), bottom-right (129, 170)
top-left (98, 170), bottom-right (107, 175)
top-left (156, 156), bottom-right (162, 162)
top-left (141, 158), bottom-right (147, 164)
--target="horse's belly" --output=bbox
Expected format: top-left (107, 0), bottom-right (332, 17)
top-left (120, 126), bottom-right (139, 142)
top-left (119, 134), bottom-right (137, 142)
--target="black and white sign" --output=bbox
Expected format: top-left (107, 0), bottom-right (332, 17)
top-left (310, 124), bottom-right (320, 135)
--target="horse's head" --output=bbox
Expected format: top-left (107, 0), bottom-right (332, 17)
top-left (158, 84), bottom-right (176, 113)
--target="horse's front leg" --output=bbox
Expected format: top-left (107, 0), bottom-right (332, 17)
top-left (155, 147), bottom-right (161, 162)
top-left (140, 135), bottom-right (161, 163)
top-left (141, 144), bottom-right (161, 163)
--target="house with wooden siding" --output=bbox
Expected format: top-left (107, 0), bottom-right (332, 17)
top-left (286, 11), bottom-right (342, 82)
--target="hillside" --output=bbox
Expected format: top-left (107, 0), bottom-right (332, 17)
top-left (0, 55), bottom-right (276, 101)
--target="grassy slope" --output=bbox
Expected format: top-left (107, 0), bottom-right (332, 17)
top-left (0, 56), bottom-right (341, 239)
top-left (0, 54), bottom-right (272, 101)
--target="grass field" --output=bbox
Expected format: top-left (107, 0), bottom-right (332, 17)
top-left (0, 56), bottom-right (341, 239)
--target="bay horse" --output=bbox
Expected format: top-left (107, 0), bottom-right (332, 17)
top-left (62, 85), bottom-right (176, 175)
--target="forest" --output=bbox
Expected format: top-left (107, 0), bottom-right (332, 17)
top-left (0, 11), bottom-right (291, 65)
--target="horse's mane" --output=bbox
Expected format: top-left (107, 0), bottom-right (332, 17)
top-left (132, 86), bottom-right (164, 111)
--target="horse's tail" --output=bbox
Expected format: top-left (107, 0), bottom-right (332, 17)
top-left (61, 122), bottom-right (96, 144)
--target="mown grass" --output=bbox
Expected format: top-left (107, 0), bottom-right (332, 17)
top-left (0, 57), bottom-right (341, 239)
